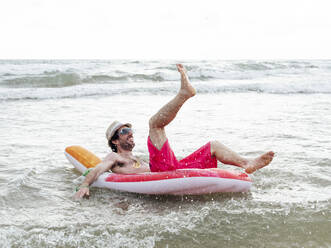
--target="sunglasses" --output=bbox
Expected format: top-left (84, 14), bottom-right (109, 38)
top-left (118, 127), bottom-right (133, 136)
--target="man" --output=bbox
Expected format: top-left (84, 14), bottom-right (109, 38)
top-left (74, 64), bottom-right (274, 199)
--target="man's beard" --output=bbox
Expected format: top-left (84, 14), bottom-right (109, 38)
top-left (119, 140), bottom-right (135, 151)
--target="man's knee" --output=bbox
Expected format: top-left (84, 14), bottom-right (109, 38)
top-left (210, 140), bottom-right (221, 155)
top-left (210, 140), bottom-right (218, 147)
top-left (148, 117), bottom-right (165, 140)
top-left (149, 115), bottom-right (166, 129)
top-left (149, 117), bottom-right (157, 129)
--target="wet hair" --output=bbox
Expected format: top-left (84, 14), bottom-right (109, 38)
top-left (108, 131), bottom-right (119, 153)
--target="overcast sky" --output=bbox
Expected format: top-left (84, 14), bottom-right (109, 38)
top-left (1, 0), bottom-right (331, 59)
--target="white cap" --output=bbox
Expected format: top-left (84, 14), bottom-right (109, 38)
top-left (105, 121), bottom-right (132, 141)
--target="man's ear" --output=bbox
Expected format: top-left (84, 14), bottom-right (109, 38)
top-left (112, 139), bottom-right (120, 146)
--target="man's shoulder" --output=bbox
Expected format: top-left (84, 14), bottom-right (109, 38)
top-left (104, 152), bottom-right (122, 161)
top-left (104, 152), bottom-right (119, 160)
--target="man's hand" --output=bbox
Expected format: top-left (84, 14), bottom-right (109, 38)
top-left (74, 185), bottom-right (90, 199)
top-left (72, 154), bottom-right (126, 200)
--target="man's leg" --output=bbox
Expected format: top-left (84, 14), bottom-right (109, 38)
top-left (149, 64), bottom-right (196, 150)
top-left (149, 64), bottom-right (274, 173)
top-left (210, 140), bottom-right (274, 173)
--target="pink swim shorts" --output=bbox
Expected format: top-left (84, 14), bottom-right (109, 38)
top-left (147, 136), bottom-right (217, 172)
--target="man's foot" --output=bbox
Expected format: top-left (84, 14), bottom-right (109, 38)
top-left (176, 64), bottom-right (196, 98)
top-left (244, 151), bottom-right (275, 174)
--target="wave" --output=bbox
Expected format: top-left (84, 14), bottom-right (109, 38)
top-left (0, 71), bottom-right (170, 88)
top-left (1, 79), bottom-right (330, 101)
top-left (1, 72), bottom-right (82, 88)
top-left (233, 61), bottom-right (319, 71)
top-left (1, 60), bottom-right (330, 89)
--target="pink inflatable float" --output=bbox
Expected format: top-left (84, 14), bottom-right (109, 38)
top-left (65, 146), bottom-right (252, 195)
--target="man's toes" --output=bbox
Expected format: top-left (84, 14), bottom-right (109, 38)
top-left (177, 64), bottom-right (185, 72)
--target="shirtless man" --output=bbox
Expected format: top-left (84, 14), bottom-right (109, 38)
top-left (74, 64), bottom-right (274, 199)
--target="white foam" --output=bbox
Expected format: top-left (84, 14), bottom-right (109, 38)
top-left (1, 60), bottom-right (331, 101)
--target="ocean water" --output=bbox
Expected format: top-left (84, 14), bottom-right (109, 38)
top-left (0, 60), bottom-right (330, 248)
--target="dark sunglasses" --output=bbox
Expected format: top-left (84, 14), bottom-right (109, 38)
top-left (118, 127), bottom-right (133, 136)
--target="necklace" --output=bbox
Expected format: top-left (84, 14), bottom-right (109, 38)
top-left (133, 160), bottom-right (141, 168)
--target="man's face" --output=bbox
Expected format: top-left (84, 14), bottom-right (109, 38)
top-left (117, 126), bottom-right (135, 151)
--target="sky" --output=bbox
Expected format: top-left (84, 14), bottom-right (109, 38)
top-left (1, 0), bottom-right (331, 60)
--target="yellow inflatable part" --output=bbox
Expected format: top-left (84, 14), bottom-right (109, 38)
top-left (65, 146), bottom-right (101, 168)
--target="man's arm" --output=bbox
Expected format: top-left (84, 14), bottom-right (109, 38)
top-left (74, 153), bottom-right (123, 199)
top-left (111, 164), bottom-right (150, 174)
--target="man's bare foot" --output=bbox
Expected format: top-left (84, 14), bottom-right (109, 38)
top-left (176, 64), bottom-right (196, 98)
top-left (244, 151), bottom-right (275, 174)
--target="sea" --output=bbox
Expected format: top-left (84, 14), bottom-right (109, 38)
top-left (0, 60), bottom-right (330, 248)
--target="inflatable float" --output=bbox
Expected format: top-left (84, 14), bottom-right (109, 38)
top-left (65, 146), bottom-right (252, 195)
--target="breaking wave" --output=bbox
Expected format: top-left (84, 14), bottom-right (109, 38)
top-left (1, 79), bottom-right (330, 101)
top-left (0, 59), bottom-right (330, 100)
